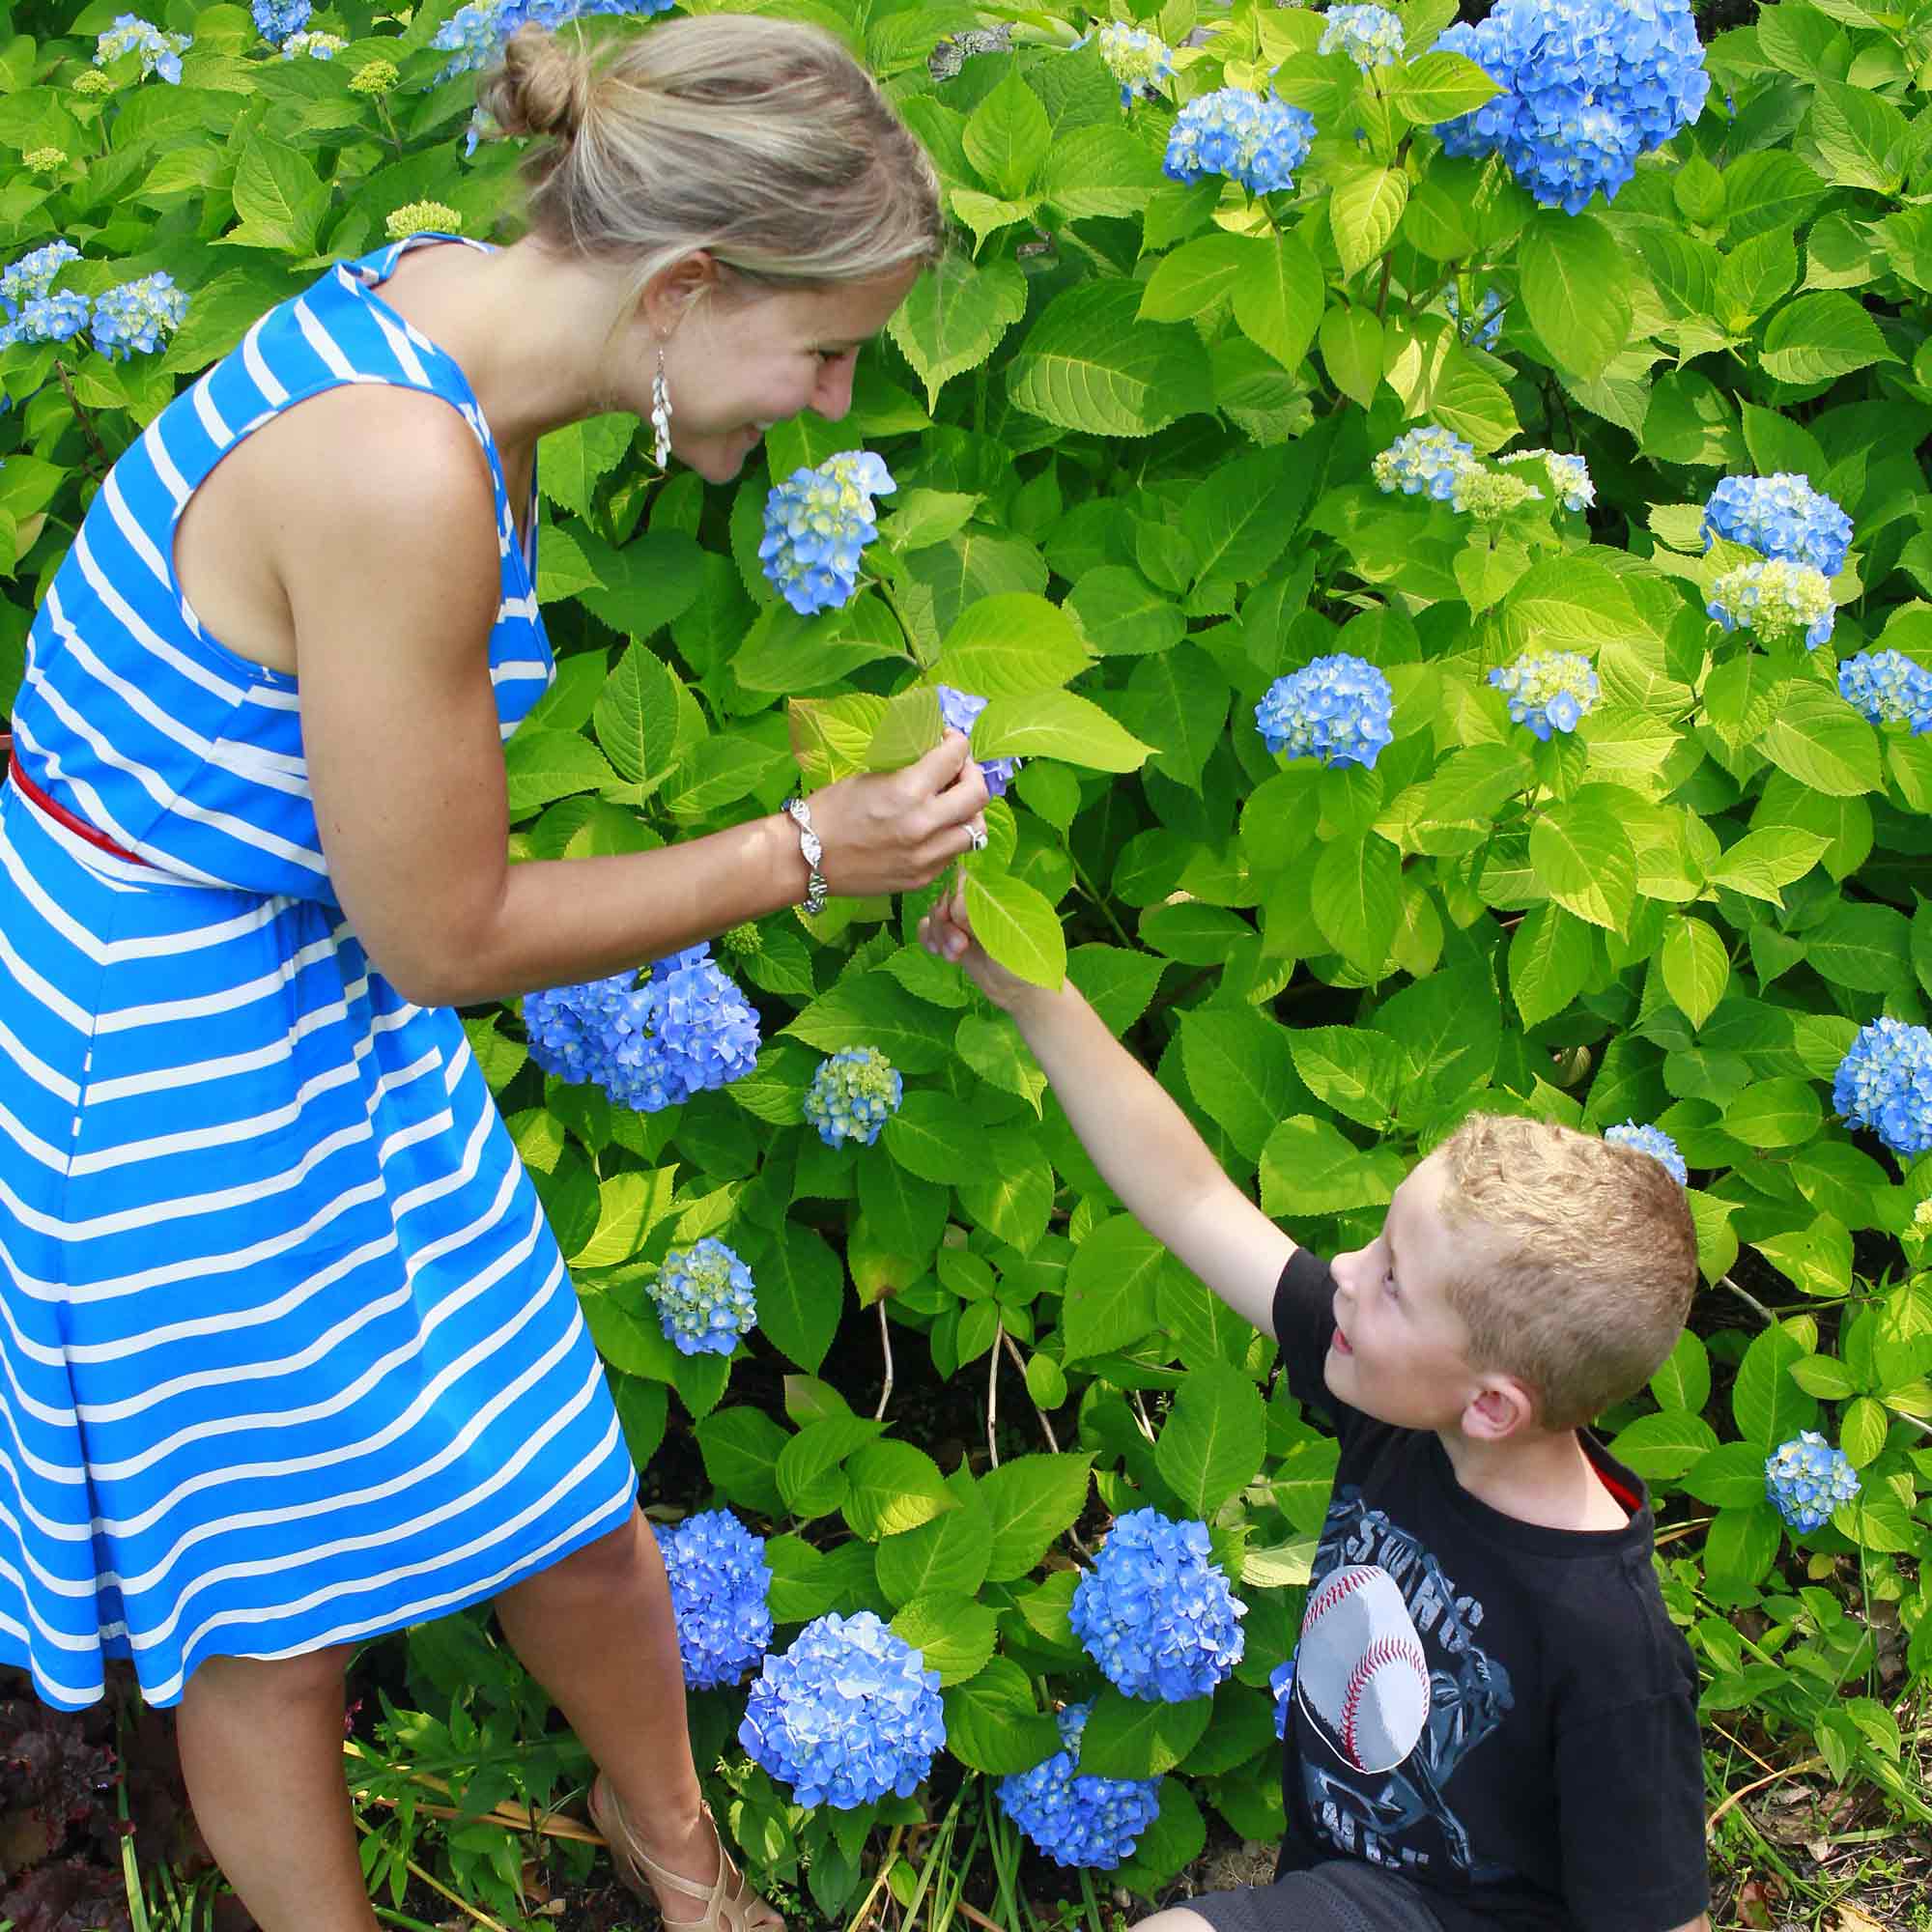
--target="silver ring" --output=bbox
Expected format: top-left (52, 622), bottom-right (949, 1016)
top-left (967, 824), bottom-right (989, 854)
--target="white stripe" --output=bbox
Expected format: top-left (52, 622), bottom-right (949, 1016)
top-left (0, 1010), bottom-right (80, 1108)
top-left (0, 1609), bottom-right (100, 1704)
top-left (93, 926), bottom-right (344, 1036)
top-left (70, 531), bottom-right (245, 708)
top-left (356, 300), bottom-right (435, 390)
top-left (7, 702), bottom-right (169, 875)
top-left (0, 907), bottom-right (96, 1036)
top-left (490, 655), bottom-right (546, 684)
top-left (240, 681), bottom-right (300, 711)
top-left (100, 468), bottom-right (174, 594)
top-left (291, 296), bottom-right (361, 383)
top-left (191, 370), bottom-right (233, 450)
top-left (0, 1096), bottom-right (71, 1176)
top-left (0, 1554), bottom-right (98, 1649)
top-left (240, 314), bottom-right (288, 407)
top-left (140, 412), bottom-right (190, 508)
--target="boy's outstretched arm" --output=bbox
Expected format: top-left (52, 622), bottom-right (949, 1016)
top-left (921, 884), bottom-right (1294, 1334)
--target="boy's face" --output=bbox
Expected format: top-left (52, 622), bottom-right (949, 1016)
top-left (1325, 1153), bottom-right (1491, 1431)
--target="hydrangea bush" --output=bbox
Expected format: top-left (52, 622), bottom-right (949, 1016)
top-left (5, 0), bottom-right (1932, 1918)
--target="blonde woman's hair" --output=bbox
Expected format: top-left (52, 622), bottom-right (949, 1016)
top-left (476, 14), bottom-right (944, 303)
top-left (1433, 1112), bottom-right (1699, 1433)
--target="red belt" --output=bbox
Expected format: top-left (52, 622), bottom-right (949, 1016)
top-left (3, 744), bottom-right (147, 866)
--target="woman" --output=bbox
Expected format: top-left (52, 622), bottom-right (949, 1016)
top-left (0, 14), bottom-right (980, 1929)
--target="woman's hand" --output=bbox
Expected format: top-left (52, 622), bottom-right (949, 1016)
top-left (917, 879), bottom-right (1034, 1013)
top-left (807, 730), bottom-right (990, 896)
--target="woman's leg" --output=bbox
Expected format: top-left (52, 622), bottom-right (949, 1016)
top-left (495, 1506), bottom-right (777, 1925)
top-left (174, 1644), bottom-right (379, 1932)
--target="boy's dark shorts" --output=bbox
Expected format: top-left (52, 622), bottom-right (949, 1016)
top-left (1184, 1861), bottom-right (1444, 1932)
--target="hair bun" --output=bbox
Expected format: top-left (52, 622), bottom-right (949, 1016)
top-left (479, 24), bottom-right (593, 143)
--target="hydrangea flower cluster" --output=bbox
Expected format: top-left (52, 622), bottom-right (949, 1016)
top-left (1069, 1509), bottom-right (1246, 1702)
top-left (281, 30), bottom-right (345, 57)
top-left (1162, 89), bottom-right (1316, 196)
top-left (1255, 655), bottom-right (1395, 770)
top-left (252, 0), bottom-right (310, 43)
top-left (739, 1610), bottom-right (946, 1808)
top-left (1096, 22), bottom-right (1174, 104)
top-left (94, 14), bottom-right (192, 83)
top-left (1436, 0), bottom-right (1710, 214)
top-left (431, 0), bottom-right (675, 84)
top-left (660, 1509), bottom-right (773, 1689)
top-left (1500, 447), bottom-right (1595, 512)
top-left (1454, 467), bottom-right (1544, 520)
top-left (1487, 651), bottom-right (1600, 741)
top-left (350, 58), bottom-right (400, 95)
top-left (90, 273), bottom-right (188, 361)
top-left (1707, 558), bottom-right (1836, 649)
top-left (652, 1237), bottom-right (757, 1357)
top-left (71, 69), bottom-right (115, 98)
top-left (23, 149), bottom-right (67, 174)
top-left (759, 451), bottom-right (895, 616)
top-left (995, 1702), bottom-right (1163, 1870)
top-left (1, 241), bottom-right (79, 318)
top-left (1372, 424), bottom-right (1477, 502)
top-left (386, 202), bottom-right (464, 242)
top-left (1604, 1121), bottom-right (1687, 1185)
top-left (0, 291), bottom-right (90, 352)
top-left (804, 1047), bottom-right (903, 1149)
top-left (1764, 1432), bottom-right (1861, 1533)
top-left (1702, 475), bottom-right (1853, 579)
top-left (935, 685), bottom-right (1020, 799)
top-left (523, 943), bottom-right (761, 1114)
top-left (1270, 1656), bottom-right (1296, 1739)
top-left (1320, 5), bottom-right (1406, 70)
top-left (1446, 284), bottom-right (1506, 351)
top-left (1837, 651), bottom-right (1932, 735)
top-left (1833, 1017), bottom-right (1932, 1157)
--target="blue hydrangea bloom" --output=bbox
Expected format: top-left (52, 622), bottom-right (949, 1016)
top-left (652, 1236), bottom-right (757, 1357)
top-left (1372, 424), bottom-right (1477, 502)
top-left (1445, 285), bottom-right (1505, 351)
top-left (1270, 1655), bottom-right (1296, 1738)
top-left (1255, 654), bottom-right (1395, 770)
top-left (1838, 651), bottom-right (1932, 735)
top-left (759, 450), bottom-right (895, 615)
top-left (1764, 1431), bottom-right (1861, 1533)
top-left (1707, 558), bottom-right (1835, 649)
top-left (1436, 0), bottom-right (1710, 214)
top-left (935, 685), bottom-right (1020, 799)
top-left (0, 241), bottom-right (80, 320)
top-left (0, 290), bottom-right (91, 353)
top-left (1833, 1017), bottom-right (1932, 1157)
top-left (89, 272), bottom-right (188, 360)
top-left (995, 1702), bottom-right (1163, 1870)
top-left (280, 30), bottom-right (344, 58)
top-left (660, 1508), bottom-right (773, 1689)
top-left (1702, 474), bottom-right (1853, 579)
top-left (1096, 22), bottom-right (1174, 105)
top-left (804, 1047), bottom-right (902, 1149)
top-left (1497, 447), bottom-right (1594, 513)
top-left (740, 1610), bottom-right (947, 1807)
top-left (1321, 5), bottom-right (1406, 70)
top-left (431, 0), bottom-right (675, 84)
top-left (1162, 89), bottom-right (1316, 196)
top-left (252, 0), bottom-right (311, 43)
top-left (95, 14), bottom-right (192, 83)
top-left (523, 944), bottom-right (760, 1114)
top-left (1069, 1508), bottom-right (1246, 1702)
top-left (1487, 650), bottom-right (1600, 740)
top-left (1604, 1121), bottom-right (1688, 1186)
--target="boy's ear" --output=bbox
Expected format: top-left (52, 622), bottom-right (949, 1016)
top-left (1462, 1378), bottom-right (1536, 1443)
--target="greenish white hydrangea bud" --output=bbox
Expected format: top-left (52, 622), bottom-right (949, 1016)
top-left (350, 58), bottom-right (400, 95)
top-left (385, 201), bottom-right (464, 242)
top-left (1454, 466), bottom-right (1544, 520)
top-left (23, 148), bottom-right (68, 172)
top-left (72, 69), bottom-right (116, 96)
top-left (719, 922), bottom-right (763, 958)
top-left (1707, 556), bottom-right (1836, 648)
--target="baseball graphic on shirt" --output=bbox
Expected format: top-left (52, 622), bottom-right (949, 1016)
top-left (1294, 1564), bottom-right (1431, 1775)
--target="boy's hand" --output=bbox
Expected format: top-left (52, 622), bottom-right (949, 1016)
top-left (919, 883), bottom-right (1033, 1011)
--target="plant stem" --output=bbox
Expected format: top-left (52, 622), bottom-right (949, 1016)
top-left (1001, 1327), bottom-right (1060, 1451)
top-left (875, 1296), bottom-right (895, 1422)
top-left (53, 359), bottom-right (108, 482)
top-left (350, 1812), bottom-right (513, 1932)
top-left (987, 1319), bottom-right (1004, 1467)
top-left (1069, 849), bottom-right (1135, 952)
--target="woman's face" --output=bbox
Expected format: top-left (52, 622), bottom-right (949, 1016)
top-left (648, 264), bottom-right (922, 485)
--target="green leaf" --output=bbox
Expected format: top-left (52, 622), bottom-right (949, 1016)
top-left (1805, 80), bottom-right (1909, 195)
top-left (1289, 1026), bottom-right (1402, 1130)
top-left (1509, 902), bottom-right (1593, 1030)
top-left (1661, 917), bottom-right (1729, 1030)
top-left (890, 1593), bottom-right (999, 1687)
top-left (1076, 1690), bottom-right (1212, 1777)
top-left (843, 1439), bottom-right (959, 1541)
top-left (1732, 1322), bottom-right (1820, 1452)
top-left (502, 729), bottom-right (620, 817)
top-left (785, 972), bottom-right (952, 1074)
top-left (1721, 1077), bottom-right (1825, 1151)
top-left (777, 1413), bottom-right (883, 1519)
top-left (226, 127), bottom-right (327, 252)
top-left (1384, 49), bottom-right (1502, 123)
top-left (751, 1223), bottom-right (844, 1375)
top-left (1683, 1441), bottom-right (1772, 1510)
top-left (979, 1453), bottom-right (1094, 1581)
top-left (876, 1473), bottom-right (994, 1605)
top-left (888, 253), bottom-right (1028, 410)
top-left (1605, 1410), bottom-right (1719, 1483)
top-left (1502, 555), bottom-right (1645, 652)
top-left (866, 687), bottom-right (945, 774)
top-left (1155, 1363), bottom-right (1266, 1517)
top-left (1137, 233), bottom-right (1252, 323)
top-left (1231, 232), bottom-right (1325, 373)
top-left (1328, 161), bottom-right (1410, 281)
top-left (1520, 211), bottom-right (1631, 381)
top-left (1758, 684), bottom-right (1882, 798)
top-left (945, 1657), bottom-right (1060, 1774)
top-left (971, 690), bottom-right (1152, 772)
top-left (963, 68), bottom-right (1051, 198)
top-left (1320, 304), bottom-right (1384, 410)
top-left (1529, 799), bottom-right (1636, 932)
top-left (1760, 292), bottom-right (1896, 384)
top-left (932, 592), bottom-right (1093, 697)
top-left (1706, 827), bottom-right (1830, 906)
top-left (883, 1089), bottom-right (983, 1184)
top-left (593, 641), bottom-right (683, 789)
top-left (1063, 1215), bottom-right (1166, 1362)
top-left (1260, 1116), bottom-right (1403, 1216)
top-left (1179, 1006), bottom-right (1307, 1164)
top-left (1179, 446), bottom-right (1315, 590)
top-left (1009, 281), bottom-right (1213, 438)
top-left (963, 867), bottom-right (1067, 989)
top-left (1311, 831), bottom-right (1403, 972)
top-left (695, 1406), bottom-right (789, 1517)
top-left (1650, 1332), bottom-right (1712, 1415)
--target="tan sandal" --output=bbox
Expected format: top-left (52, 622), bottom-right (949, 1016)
top-left (589, 1775), bottom-right (778, 1932)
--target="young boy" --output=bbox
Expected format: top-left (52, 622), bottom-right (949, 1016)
top-left (920, 893), bottom-right (1711, 1932)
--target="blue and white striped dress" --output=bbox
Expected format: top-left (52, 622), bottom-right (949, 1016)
top-left (0, 234), bottom-right (639, 1711)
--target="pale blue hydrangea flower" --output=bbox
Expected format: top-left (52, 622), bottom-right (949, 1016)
top-left (803, 1047), bottom-right (903, 1149)
top-left (1833, 1017), bottom-right (1932, 1157)
top-left (1446, 284), bottom-right (1506, 350)
top-left (89, 272), bottom-right (188, 360)
top-left (1270, 1656), bottom-right (1296, 1738)
top-left (251, 0), bottom-right (311, 43)
top-left (280, 30), bottom-right (345, 57)
top-left (652, 1236), bottom-right (757, 1357)
top-left (432, 0), bottom-right (676, 84)
top-left (995, 1702), bottom-right (1163, 1870)
top-left (1764, 1431), bottom-right (1860, 1533)
top-left (1707, 557), bottom-right (1836, 649)
top-left (95, 14), bottom-right (192, 83)
top-left (661, 1509), bottom-right (773, 1689)
top-left (1255, 654), bottom-right (1395, 769)
top-left (935, 685), bottom-right (1019, 799)
top-left (1321, 5), bottom-right (1406, 70)
top-left (1837, 651), bottom-right (1932, 734)
top-left (1069, 1508), bottom-right (1246, 1702)
top-left (1436, 0), bottom-right (1710, 214)
top-left (1604, 1121), bottom-right (1687, 1186)
top-left (0, 290), bottom-right (91, 352)
top-left (759, 450), bottom-right (895, 615)
top-left (0, 241), bottom-right (80, 319)
top-left (1488, 650), bottom-right (1600, 740)
top-left (1096, 22), bottom-right (1174, 105)
top-left (1372, 424), bottom-right (1477, 501)
top-left (1702, 474), bottom-right (1853, 579)
top-left (1162, 89), bottom-right (1316, 196)
top-left (1498, 447), bottom-right (1595, 513)
top-left (740, 1610), bottom-right (947, 1807)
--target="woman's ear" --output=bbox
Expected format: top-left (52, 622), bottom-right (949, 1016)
top-left (639, 250), bottom-right (720, 338)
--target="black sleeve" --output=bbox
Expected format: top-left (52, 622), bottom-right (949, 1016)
top-left (1554, 1690), bottom-right (1710, 1932)
top-left (1271, 1246), bottom-right (1341, 1416)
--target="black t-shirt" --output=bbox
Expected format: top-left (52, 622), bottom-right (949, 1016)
top-left (1273, 1248), bottom-right (1709, 1932)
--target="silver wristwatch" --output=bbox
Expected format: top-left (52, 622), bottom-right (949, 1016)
top-left (783, 796), bottom-right (828, 916)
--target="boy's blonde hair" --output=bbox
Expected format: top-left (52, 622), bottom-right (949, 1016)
top-left (1434, 1113), bottom-right (1699, 1432)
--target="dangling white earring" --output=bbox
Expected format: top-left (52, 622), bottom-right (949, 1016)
top-left (650, 349), bottom-right (673, 469)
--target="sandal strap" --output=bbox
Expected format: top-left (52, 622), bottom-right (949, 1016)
top-left (592, 1780), bottom-right (763, 1932)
